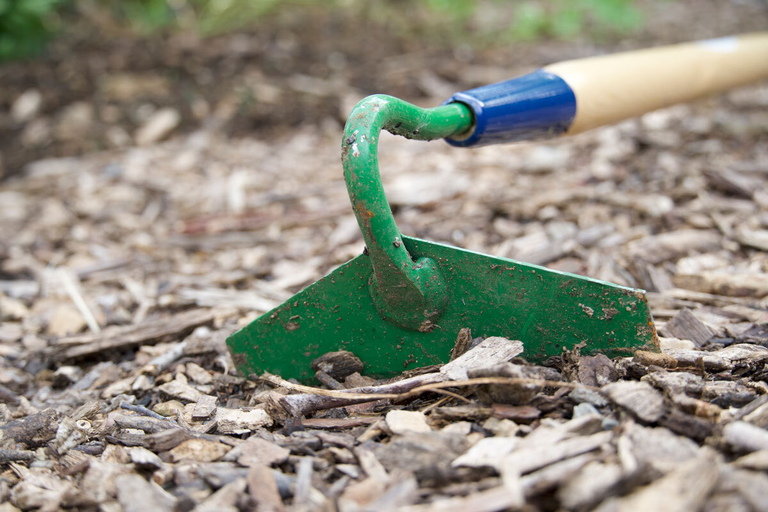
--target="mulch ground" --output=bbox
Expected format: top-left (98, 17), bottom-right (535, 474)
top-left (1, 2), bottom-right (768, 511)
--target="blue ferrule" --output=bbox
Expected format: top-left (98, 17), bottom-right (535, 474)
top-left (443, 69), bottom-right (577, 147)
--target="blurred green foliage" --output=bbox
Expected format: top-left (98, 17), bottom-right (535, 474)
top-left (508, 0), bottom-right (644, 41)
top-left (0, 0), bottom-right (65, 61)
top-left (0, 0), bottom-right (645, 62)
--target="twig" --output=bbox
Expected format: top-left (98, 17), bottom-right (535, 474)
top-left (426, 388), bottom-right (472, 403)
top-left (419, 396), bottom-right (453, 414)
top-left (262, 372), bottom-right (597, 418)
top-left (57, 268), bottom-right (101, 333)
top-left (314, 370), bottom-right (345, 390)
top-left (0, 449), bottom-right (35, 463)
top-left (120, 402), bottom-right (172, 422)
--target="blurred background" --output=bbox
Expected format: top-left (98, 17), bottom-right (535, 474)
top-left (1, 0), bottom-right (767, 176)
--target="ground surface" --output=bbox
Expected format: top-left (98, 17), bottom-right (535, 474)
top-left (1, 2), bottom-right (768, 511)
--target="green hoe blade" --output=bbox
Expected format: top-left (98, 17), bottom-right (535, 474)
top-left (227, 236), bottom-right (657, 382)
top-left (227, 95), bottom-right (658, 382)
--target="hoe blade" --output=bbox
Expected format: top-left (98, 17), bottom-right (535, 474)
top-left (228, 235), bottom-right (657, 382)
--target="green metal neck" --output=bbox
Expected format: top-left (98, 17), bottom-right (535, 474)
top-left (341, 95), bottom-right (473, 331)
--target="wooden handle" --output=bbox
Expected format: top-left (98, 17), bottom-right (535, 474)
top-left (543, 33), bottom-right (768, 135)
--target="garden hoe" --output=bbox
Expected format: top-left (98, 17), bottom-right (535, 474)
top-left (229, 33), bottom-right (768, 382)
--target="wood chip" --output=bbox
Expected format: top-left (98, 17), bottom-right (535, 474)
top-left (592, 450), bottom-right (720, 512)
top-left (168, 439), bottom-right (231, 463)
top-left (440, 337), bottom-right (524, 381)
top-left (158, 379), bottom-right (203, 402)
top-left (723, 421), bottom-right (768, 453)
top-left (223, 437), bottom-right (289, 467)
top-left (355, 446), bottom-right (388, 481)
top-left (193, 477), bottom-right (247, 512)
top-left (663, 308), bottom-right (715, 346)
top-left (115, 473), bottom-right (176, 512)
top-left (310, 350), bottom-right (364, 380)
top-left (385, 410), bottom-right (432, 435)
top-left (247, 464), bottom-right (285, 512)
top-left (215, 408), bottom-right (273, 433)
top-left (398, 484), bottom-right (524, 512)
top-left (452, 437), bottom-right (519, 469)
top-left (301, 417), bottom-right (380, 429)
top-left (192, 395), bottom-right (218, 420)
top-left (519, 453), bottom-right (596, 497)
top-left (491, 404), bottom-right (541, 423)
top-left (624, 229), bottom-right (721, 264)
top-left (578, 354), bottom-right (618, 387)
top-left (732, 449), bottom-right (768, 471)
top-left (0, 408), bottom-right (61, 448)
top-left (126, 446), bottom-right (164, 469)
top-left (501, 431), bottom-right (613, 474)
top-left (557, 461), bottom-right (623, 510)
top-left (602, 381), bottom-right (664, 423)
top-left (633, 350), bottom-right (677, 368)
top-left (623, 423), bottom-right (699, 477)
top-left (673, 272), bottom-right (768, 298)
top-left (186, 362), bottom-right (213, 385)
top-left (54, 309), bottom-right (214, 360)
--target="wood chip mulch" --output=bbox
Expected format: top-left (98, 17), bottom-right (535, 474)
top-left (1, 67), bottom-right (767, 511)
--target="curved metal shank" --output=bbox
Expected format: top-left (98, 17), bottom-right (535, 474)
top-left (341, 95), bottom-right (472, 331)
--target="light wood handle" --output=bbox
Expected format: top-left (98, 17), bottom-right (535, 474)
top-left (544, 33), bottom-right (768, 135)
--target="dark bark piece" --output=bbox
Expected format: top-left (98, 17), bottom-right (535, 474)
top-left (196, 462), bottom-right (249, 488)
top-left (112, 413), bottom-right (180, 434)
top-left (0, 448), bottom-right (35, 463)
top-left (491, 404), bottom-right (541, 423)
top-left (0, 383), bottom-right (20, 404)
top-left (54, 309), bottom-right (215, 361)
top-left (664, 309), bottom-right (716, 347)
top-left (139, 428), bottom-right (192, 451)
top-left (578, 354), bottom-right (618, 387)
top-left (264, 372), bottom-right (443, 419)
top-left (737, 322), bottom-right (768, 345)
top-left (315, 431), bottom-right (355, 449)
top-left (469, 362), bottom-right (560, 406)
top-left (344, 372), bottom-right (377, 388)
top-left (0, 408), bottom-right (61, 448)
top-left (657, 409), bottom-right (714, 442)
top-left (311, 351), bottom-right (364, 380)
top-left (449, 327), bottom-right (472, 361)
top-left (314, 370), bottom-right (345, 390)
top-left (301, 417), bottom-right (380, 429)
top-left (703, 167), bottom-right (757, 199)
top-left (430, 405), bottom-right (493, 423)
top-left (375, 432), bottom-right (468, 477)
